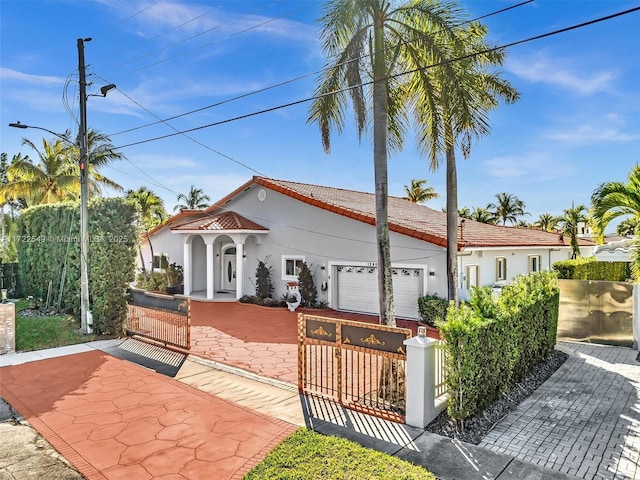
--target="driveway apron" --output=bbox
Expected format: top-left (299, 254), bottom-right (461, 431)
top-left (0, 350), bottom-right (296, 480)
top-left (480, 342), bottom-right (640, 480)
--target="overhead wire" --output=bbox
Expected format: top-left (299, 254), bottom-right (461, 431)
top-left (108, 0), bottom-right (535, 137)
top-left (110, 5), bottom-right (640, 151)
top-left (100, 1), bottom-right (320, 79)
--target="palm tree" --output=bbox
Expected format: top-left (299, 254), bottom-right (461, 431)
top-left (534, 213), bottom-right (559, 232)
top-left (558, 203), bottom-right (588, 259)
top-left (591, 164), bottom-right (640, 280)
top-left (470, 207), bottom-right (496, 224)
top-left (458, 206), bottom-right (472, 219)
top-left (488, 192), bottom-right (528, 226)
top-left (1, 138), bottom-right (79, 206)
top-left (174, 185), bottom-right (211, 211)
top-left (415, 25), bottom-right (519, 304)
top-left (403, 179), bottom-right (439, 204)
top-left (308, 0), bottom-right (470, 325)
top-left (126, 187), bottom-right (167, 277)
top-left (81, 129), bottom-right (125, 196)
top-left (616, 218), bottom-right (637, 237)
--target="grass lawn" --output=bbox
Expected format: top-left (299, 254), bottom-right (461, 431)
top-left (15, 311), bottom-right (97, 352)
top-left (243, 429), bottom-right (435, 480)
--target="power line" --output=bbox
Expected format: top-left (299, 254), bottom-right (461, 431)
top-left (108, 0), bottom-right (534, 137)
top-left (101, 1), bottom-right (320, 79)
top-left (112, 5), bottom-right (640, 151)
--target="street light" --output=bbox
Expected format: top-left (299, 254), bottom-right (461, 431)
top-left (8, 38), bottom-right (116, 334)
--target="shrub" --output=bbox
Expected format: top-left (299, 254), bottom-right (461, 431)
top-left (553, 256), bottom-right (630, 281)
top-left (417, 293), bottom-right (448, 327)
top-left (297, 262), bottom-right (317, 306)
top-left (255, 258), bottom-right (274, 299)
top-left (136, 272), bottom-right (168, 292)
top-left (18, 199), bottom-right (136, 335)
top-left (440, 271), bottom-right (559, 426)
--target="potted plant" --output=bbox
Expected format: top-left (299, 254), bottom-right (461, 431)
top-left (165, 262), bottom-right (184, 295)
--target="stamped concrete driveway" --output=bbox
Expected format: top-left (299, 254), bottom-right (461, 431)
top-left (480, 342), bottom-right (640, 480)
top-left (189, 301), bottom-right (420, 384)
top-left (0, 350), bottom-right (295, 480)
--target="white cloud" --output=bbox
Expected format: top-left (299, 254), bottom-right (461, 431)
top-left (547, 125), bottom-right (639, 145)
top-left (0, 67), bottom-right (64, 86)
top-left (483, 152), bottom-right (574, 181)
top-left (507, 53), bottom-right (615, 95)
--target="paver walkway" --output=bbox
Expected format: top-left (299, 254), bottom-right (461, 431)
top-left (480, 342), bottom-right (640, 480)
top-left (0, 350), bottom-right (296, 480)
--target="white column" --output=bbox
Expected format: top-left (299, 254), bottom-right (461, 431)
top-left (235, 243), bottom-right (244, 299)
top-left (403, 335), bottom-right (439, 428)
top-left (206, 242), bottom-right (214, 299)
top-left (183, 240), bottom-right (191, 296)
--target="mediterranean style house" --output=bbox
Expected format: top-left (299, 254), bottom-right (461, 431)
top-left (139, 177), bottom-right (595, 320)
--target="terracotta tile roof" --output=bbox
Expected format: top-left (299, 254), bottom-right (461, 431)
top-left (171, 211), bottom-right (268, 232)
top-left (250, 177), bottom-right (595, 250)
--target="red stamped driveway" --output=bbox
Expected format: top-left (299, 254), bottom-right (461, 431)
top-left (0, 350), bottom-right (295, 480)
top-left (189, 301), bottom-right (425, 384)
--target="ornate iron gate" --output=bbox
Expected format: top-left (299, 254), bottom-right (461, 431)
top-left (298, 313), bottom-right (411, 423)
top-left (126, 287), bottom-right (191, 350)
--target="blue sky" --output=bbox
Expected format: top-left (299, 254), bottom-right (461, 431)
top-left (1, 0), bottom-right (639, 230)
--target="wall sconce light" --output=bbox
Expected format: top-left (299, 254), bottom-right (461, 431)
top-left (243, 254), bottom-right (247, 258)
top-left (429, 270), bottom-right (435, 276)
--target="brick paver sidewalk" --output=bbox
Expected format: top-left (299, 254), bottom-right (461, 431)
top-left (480, 342), bottom-right (640, 480)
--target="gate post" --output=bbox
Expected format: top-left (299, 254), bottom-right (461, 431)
top-left (634, 285), bottom-right (639, 350)
top-left (403, 333), bottom-right (439, 428)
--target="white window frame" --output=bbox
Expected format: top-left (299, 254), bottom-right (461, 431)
top-left (528, 255), bottom-right (542, 274)
top-left (466, 264), bottom-right (479, 290)
top-left (153, 253), bottom-right (169, 272)
top-left (282, 255), bottom-right (305, 281)
top-left (496, 257), bottom-right (507, 282)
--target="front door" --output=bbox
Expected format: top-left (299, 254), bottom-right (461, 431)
top-left (222, 247), bottom-right (236, 291)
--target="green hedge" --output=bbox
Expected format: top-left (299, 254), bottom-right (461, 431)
top-left (553, 256), bottom-right (630, 281)
top-left (17, 199), bottom-right (136, 334)
top-left (417, 293), bottom-right (448, 327)
top-left (440, 271), bottom-right (559, 424)
top-left (0, 262), bottom-right (22, 297)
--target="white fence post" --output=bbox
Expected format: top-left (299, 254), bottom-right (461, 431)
top-left (404, 332), bottom-right (439, 428)
top-left (633, 285), bottom-right (639, 350)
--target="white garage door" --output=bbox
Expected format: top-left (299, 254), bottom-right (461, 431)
top-left (335, 265), bottom-right (423, 320)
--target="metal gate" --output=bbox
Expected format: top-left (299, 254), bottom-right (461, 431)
top-left (298, 313), bottom-right (411, 423)
top-left (558, 279), bottom-right (633, 347)
top-left (126, 287), bottom-right (191, 350)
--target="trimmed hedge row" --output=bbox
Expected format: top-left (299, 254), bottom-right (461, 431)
top-left (553, 256), bottom-right (630, 281)
top-left (17, 199), bottom-right (137, 334)
top-left (440, 271), bottom-right (559, 424)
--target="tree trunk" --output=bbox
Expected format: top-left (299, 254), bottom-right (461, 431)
top-left (372, 10), bottom-right (395, 326)
top-left (146, 229), bottom-right (155, 275)
top-left (446, 130), bottom-right (459, 306)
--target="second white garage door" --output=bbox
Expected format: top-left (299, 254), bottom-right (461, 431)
top-left (335, 265), bottom-right (423, 320)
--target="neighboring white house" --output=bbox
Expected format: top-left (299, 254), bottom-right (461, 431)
top-left (140, 177), bottom-right (594, 320)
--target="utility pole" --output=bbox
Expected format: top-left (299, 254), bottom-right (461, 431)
top-left (78, 37), bottom-right (92, 334)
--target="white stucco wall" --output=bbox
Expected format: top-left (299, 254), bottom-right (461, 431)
top-left (142, 182), bottom-right (592, 315)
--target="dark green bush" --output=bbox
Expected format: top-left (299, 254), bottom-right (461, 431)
top-left (553, 256), bottom-right (630, 281)
top-left (255, 258), bottom-right (274, 299)
top-left (440, 271), bottom-right (559, 425)
top-left (417, 293), bottom-right (448, 327)
top-left (18, 199), bottom-right (136, 335)
top-left (298, 262), bottom-right (317, 306)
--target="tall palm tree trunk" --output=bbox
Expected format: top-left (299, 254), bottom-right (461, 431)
top-left (373, 10), bottom-right (395, 327)
top-left (445, 126), bottom-right (459, 306)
